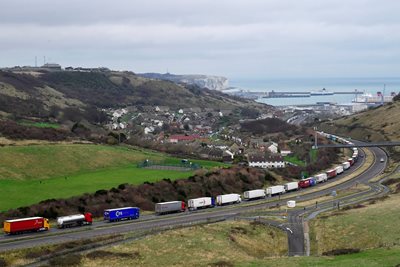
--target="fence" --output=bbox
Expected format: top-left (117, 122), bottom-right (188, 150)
top-left (137, 160), bottom-right (201, 171)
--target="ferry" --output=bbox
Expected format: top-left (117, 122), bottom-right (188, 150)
top-left (352, 92), bottom-right (395, 104)
top-left (310, 88), bottom-right (334, 96)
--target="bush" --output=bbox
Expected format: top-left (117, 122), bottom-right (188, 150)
top-left (86, 250), bottom-right (137, 259)
top-left (48, 254), bottom-right (82, 266)
top-left (94, 189), bottom-right (108, 196)
top-left (322, 248), bottom-right (360, 256)
top-left (0, 258), bottom-right (7, 267)
top-left (209, 260), bottom-right (234, 267)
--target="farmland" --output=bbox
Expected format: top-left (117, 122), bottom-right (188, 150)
top-left (0, 144), bottom-right (225, 211)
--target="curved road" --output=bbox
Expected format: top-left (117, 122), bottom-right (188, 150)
top-left (0, 143), bottom-right (387, 252)
top-left (285, 144), bottom-right (387, 256)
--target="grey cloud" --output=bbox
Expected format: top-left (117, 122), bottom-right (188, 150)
top-left (0, 0), bottom-right (399, 78)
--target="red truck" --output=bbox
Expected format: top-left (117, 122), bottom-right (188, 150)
top-left (3, 217), bottom-right (50, 234)
top-left (298, 179), bottom-right (311, 188)
top-left (326, 169), bottom-right (337, 179)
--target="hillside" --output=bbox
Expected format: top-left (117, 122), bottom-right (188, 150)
top-left (0, 70), bottom-right (271, 122)
top-left (318, 101), bottom-right (400, 142)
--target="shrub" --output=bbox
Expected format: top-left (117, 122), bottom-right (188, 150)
top-left (48, 254), bottom-right (82, 266)
top-left (0, 258), bottom-right (7, 267)
top-left (322, 248), bottom-right (360, 256)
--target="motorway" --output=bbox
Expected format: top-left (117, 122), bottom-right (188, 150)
top-left (0, 142), bottom-right (388, 254)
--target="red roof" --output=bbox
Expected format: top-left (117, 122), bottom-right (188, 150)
top-left (169, 135), bottom-right (201, 141)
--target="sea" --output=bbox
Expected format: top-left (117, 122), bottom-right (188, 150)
top-left (230, 77), bottom-right (400, 106)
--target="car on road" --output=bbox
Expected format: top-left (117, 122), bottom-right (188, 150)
top-left (380, 158), bottom-right (385, 163)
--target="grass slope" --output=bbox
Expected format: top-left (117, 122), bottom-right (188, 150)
top-left (241, 246), bottom-right (400, 267)
top-left (309, 193), bottom-right (400, 255)
top-left (80, 221), bottom-right (287, 267)
top-left (0, 144), bottom-right (165, 180)
top-left (319, 101), bottom-right (400, 142)
top-left (0, 144), bottom-right (224, 211)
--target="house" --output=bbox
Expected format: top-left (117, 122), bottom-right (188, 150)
top-left (248, 154), bottom-right (285, 169)
top-left (209, 149), bottom-right (223, 160)
top-left (230, 143), bottom-right (244, 154)
top-left (168, 134), bottom-right (201, 143)
top-left (144, 126), bottom-right (154, 134)
top-left (280, 150), bottom-right (292, 156)
top-left (223, 150), bottom-right (234, 163)
top-left (267, 143), bottom-right (278, 154)
top-left (41, 63), bottom-right (62, 70)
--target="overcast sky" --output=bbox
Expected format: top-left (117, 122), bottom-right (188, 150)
top-left (1, 0), bottom-right (399, 79)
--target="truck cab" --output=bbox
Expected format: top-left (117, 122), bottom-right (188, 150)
top-left (44, 218), bottom-right (50, 230)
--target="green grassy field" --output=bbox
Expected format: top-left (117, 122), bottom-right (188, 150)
top-left (240, 246), bottom-right (400, 267)
top-left (309, 193), bottom-right (400, 255)
top-left (0, 144), bottom-right (225, 211)
top-left (18, 121), bottom-right (60, 129)
top-left (284, 155), bottom-right (306, 167)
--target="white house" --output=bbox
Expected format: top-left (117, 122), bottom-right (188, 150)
top-left (267, 143), bottom-right (278, 154)
top-left (224, 150), bottom-right (235, 160)
top-left (144, 126), bottom-right (155, 134)
top-left (248, 154), bottom-right (285, 169)
top-left (280, 150), bottom-right (292, 156)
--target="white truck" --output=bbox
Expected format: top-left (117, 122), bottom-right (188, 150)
top-left (266, 185), bottom-right (285, 196)
top-left (314, 173), bottom-right (328, 183)
top-left (57, 213), bottom-right (92, 228)
top-left (342, 161), bottom-right (350, 170)
top-left (243, 189), bottom-right (266, 200)
top-left (215, 193), bottom-right (241, 206)
top-left (335, 165), bottom-right (344, 175)
top-left (187, 197), bottom-right (214, 211)
top-left (284, 182), bottom-right (299, 192)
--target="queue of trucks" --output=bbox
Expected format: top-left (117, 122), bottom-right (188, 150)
top-left (3, 133), bottom-right (359, 235)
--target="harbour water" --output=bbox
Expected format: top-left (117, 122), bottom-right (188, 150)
top-left (230, 77), bottom-right (400, 106)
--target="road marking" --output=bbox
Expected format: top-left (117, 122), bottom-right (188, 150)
top-left (286, 227), bottom-right (293, 234)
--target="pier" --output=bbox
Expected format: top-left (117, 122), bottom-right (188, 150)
top-left (263, 90), bottom-right (363, 98)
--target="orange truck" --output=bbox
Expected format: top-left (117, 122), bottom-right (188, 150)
top-left (3, 217), bottom-right (50, 234)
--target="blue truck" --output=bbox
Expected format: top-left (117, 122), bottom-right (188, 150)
top-left (103, 207), bottom-right (140, 222)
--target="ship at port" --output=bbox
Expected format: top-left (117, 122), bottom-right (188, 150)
top-left (310, 88), bottom-right (334, 96)
top-left (352, 91), bottom-right (396, 104)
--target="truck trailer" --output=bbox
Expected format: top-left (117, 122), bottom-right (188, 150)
top-left (243, 189), bottom-right (266, 200)
top-left (187, 197), bottom-right (215, 211)
top-left (155, 201), bottom-right (186, 215)
top-left (314, 173), bottom-right (328, 183)
top-left (57, 213), bottom-right (93, 228)
top-left (284, 182), bottom-right (299, 192)
top-left (3, 217), bottom-right (50, 234)
top-left (342, 161), bottom-right (350, 170)
top-left (266, 185), bottom-right (285, 196)
top-left (103, 207), bottom-right (140, 222)
top-left (326, 169), bottom-right (337, 179)
top-left (335, 165), bottom-right (344, 175)
top-left (215, 194), bottom-right (241, 206)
